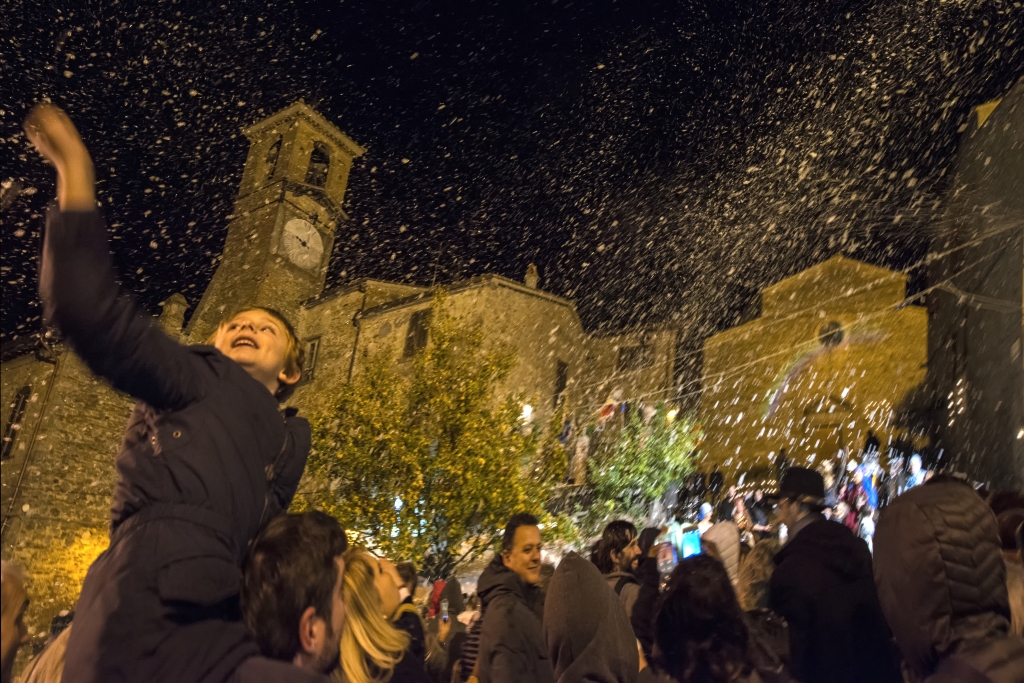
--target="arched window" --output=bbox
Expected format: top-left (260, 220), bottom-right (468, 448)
top-left (1, 385), bottom-right (31, 461)
top-left (305, 141), bottom-right (330, 187)
top-left (264, 136), bottom-right (282, 181)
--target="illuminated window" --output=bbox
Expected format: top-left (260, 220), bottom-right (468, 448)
top-left (1, 385), bottom-right (31, 461)
top-left (305, 141), bottom-right (330, 187)
top-left (264, 136), bottom-right (282, 181)
top-left (404, 310), bottom-right (430, 358)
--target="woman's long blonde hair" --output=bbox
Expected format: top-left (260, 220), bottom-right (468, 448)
top-left (336, 550), bottom-right (410, 683)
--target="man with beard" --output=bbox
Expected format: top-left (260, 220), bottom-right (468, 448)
top-left (242, 511), bottom-right (349, 679)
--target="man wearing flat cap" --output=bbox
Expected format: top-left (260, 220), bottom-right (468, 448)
top-left (767, 468), bottom-right (901, 683)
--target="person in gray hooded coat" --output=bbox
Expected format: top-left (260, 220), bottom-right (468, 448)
top-left (544, 552), bottom-right (641, 683)
top-left (874, 479), bottom-right (1024, 683)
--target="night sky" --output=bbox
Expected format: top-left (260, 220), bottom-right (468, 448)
top-left (2, 0), bottom-right (1021, 347)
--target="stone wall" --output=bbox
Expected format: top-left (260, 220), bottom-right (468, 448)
top-left (580, 329), bottom-right (679, 417)
top-left (349, 276), bottom-right (591, 426)
top-left (1, 348), bottom-right (129, 646)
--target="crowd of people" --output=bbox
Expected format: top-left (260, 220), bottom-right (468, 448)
top-left (679, 435), bottom-right (934, 555)
top-left (5, 469), bottom-right (1022, 683)
top-left (1, 105), bottom-right (1023, 683)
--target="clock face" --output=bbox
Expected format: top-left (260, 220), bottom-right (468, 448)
top-left (282, 218), bottom-right (324, 270)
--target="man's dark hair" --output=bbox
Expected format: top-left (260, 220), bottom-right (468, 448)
top-left (396, 562), bottom-right (419, 593)
top-left (241, 511), bottom-right (348, 662)
top-left (502, 513), bottom-right (539, 553)
top-left (590, 520), bottom-right (638, 574)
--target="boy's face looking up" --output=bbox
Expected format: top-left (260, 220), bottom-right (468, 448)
top-left (213, 310), bottom-right (300, 395)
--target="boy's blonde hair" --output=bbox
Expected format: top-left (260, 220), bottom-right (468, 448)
top-left (206, 306), bottom-right (304, 400)
top-left (336, 550), bottom-right (410, 683)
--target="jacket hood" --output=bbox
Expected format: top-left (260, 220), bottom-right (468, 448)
top-left (874, 481), bottom-right (1022, 681)
top-left (703, 521), bottom-right (741, 584)
top-left (478, 553), bottom-right (528, 609)
top-left (773, 516), bottom-right (872, 582)
top-left (544, 552), bottom-right (638, 683)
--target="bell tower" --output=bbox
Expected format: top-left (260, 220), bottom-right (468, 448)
top-left (185, 101), bottom-right (365, 341)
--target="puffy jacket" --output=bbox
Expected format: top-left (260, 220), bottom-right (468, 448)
top-left (703, 521), bottom-right (741, 587)
top-left (768, 515), bottom-right (901, 683)
top-left (477, 554), bottom-right (554, 683)
top-left (874, 481), bottom-right (1024, 683)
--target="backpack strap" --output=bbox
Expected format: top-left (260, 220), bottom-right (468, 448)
top-left (614, 575), bottom-right (634, 596)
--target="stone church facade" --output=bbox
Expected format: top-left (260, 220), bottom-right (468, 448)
top-left (699, 255), bottom-right (928, 478)
top-left (0, 102), bottom-right (676, 638)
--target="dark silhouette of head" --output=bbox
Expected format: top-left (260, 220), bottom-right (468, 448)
top-left (655, 554), bottom-right (751, 683)
top-left (590, 520), bottom-right (638, 574)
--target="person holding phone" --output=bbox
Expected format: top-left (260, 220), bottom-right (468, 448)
top-left (425, 579), bottom-right (466, 683)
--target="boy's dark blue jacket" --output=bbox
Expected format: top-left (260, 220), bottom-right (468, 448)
top-left (42, 207), bottom-right (311, 683)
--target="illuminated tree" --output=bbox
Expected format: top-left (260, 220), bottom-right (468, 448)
top-left (587, 403), bottom-right (699, 523)
top-left (304, 292), bottom-right (566, 579)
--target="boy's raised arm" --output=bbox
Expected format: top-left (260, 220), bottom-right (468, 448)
top-left (25, 103), bottom-right (206, 410)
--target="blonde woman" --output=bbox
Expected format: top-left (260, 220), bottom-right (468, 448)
top-left (338, 550), bottom-right (429, 683)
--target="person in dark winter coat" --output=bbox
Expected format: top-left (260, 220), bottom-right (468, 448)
top-left (459, 613), bottom-right (485, 682)
top-left (24, 104), bottom-right (318, 683)
top-left (631, 529), bottom-right (663, 660)
top-left (874, 480), bottom-right (1024, 683)
top-left (545, 552), bottom-right (640, 683)
top-left (477, 513), bottom-right (554, 683)
top-left (654, 555), bottom-right (791, 683)
top-left (768, 468), bottom-right (901, 683)
top-left (425, 578), bottom-right (467, 682)
top-left (394, 564), bottom-right (427, 665)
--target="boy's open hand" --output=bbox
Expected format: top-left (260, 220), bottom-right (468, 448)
top-left (24, 103), bottom-right (95, 210)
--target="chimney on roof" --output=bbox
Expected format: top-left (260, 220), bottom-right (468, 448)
top-left (525, 263), bottom-right (540, 289)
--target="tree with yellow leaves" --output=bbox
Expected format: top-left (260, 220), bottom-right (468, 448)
top-left (304, 292), bottom-right (566, 579)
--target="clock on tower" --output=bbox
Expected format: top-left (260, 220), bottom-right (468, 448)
top-left (282, 218), bottom-right (325, 270)
top-left (185, 102), bottom-right (365, 342)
